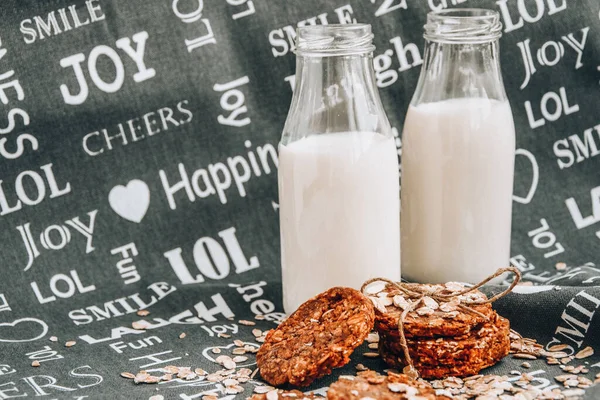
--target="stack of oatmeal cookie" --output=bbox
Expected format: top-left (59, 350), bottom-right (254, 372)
top-left (368, 281), bottom-right (511, 378)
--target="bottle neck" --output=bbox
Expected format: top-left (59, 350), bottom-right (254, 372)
top-left (411, 38), bottom-right (507, 106)
top-left (283, 52), bottom-right (391, 144)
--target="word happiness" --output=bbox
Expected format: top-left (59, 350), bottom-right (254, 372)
top-left (159, 140), bottom-right (278, 207)
top-left (82, 100), bottom-right (193, 156)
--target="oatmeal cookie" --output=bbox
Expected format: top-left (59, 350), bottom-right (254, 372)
top-left (326, 370), bottom-right (450, 400)
top-left (378, 315), bottom-right (511, 378)
top-left (256, 287), bottom-right (375, 387)
top-left (370, 282), bottom-right (495, 339)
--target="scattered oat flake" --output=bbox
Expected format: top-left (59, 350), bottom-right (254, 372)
top-left (179, 332), bottom-right (186, 339)
top-left (555, 262), bottom-right (567, 271)
top-left (266, 390), bottom-right (279, 400)
top-left (202, 396), bottom-right (218, 400)
top-left (548, 344), bottom-right (569, 352)
top-left (137, 309), bottom-right (150, 316)
top-left (575, 346), bottom-right (594, 359)
top-left (211, 348), bottom-right (222, 354)
top-left (356, 363), bottom-right (368, 371)
top-left (252, 328), bottom-right (262, 337)
top-left (31, 360), bottom-right (40, 367)
top-left (132, 321), bottom-right (149, 330)
top-left (239, 319), bottom-right (256, 326)
top-left (521, 362), bottom-right (531, 368)
top-left (149, 395), bottom-right (164, 400)
top-left (121, 372), bottom-right (136, 379)
top-left (233, 355), bottom-right (248, 363)
top-left (255, 386), bottom-right (275, 394)
top-left (65, 341), bottom-right (76, 347)
top-left (49, 336), bottom-right (58, 342)
top-left (363, 352), bottom-right (379, 358)
top-left (218, 333), bottom-right (231, 338)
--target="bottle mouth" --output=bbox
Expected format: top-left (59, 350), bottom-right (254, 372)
top-left (424, 8), bottom-right (502, 44)
top-left (295, 24), bottom-right (375, 56)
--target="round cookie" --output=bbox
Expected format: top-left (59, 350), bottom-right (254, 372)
top-left (256, 287), bottom-right (375, 387)
top-left (327, 370), bottom-right (450, 400)
top-left (378, 316), bottom-right (511, 379)
top-left (370, 282), bottom-right (495, 339)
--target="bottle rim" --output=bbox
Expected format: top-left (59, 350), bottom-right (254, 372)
top-left (424, 8), bottom-right (503, 44)
top-left (295, 24), bottom-right (375, 57)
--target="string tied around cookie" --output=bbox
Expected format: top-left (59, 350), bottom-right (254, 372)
top-left (360, 266), bottom-right (522, 380)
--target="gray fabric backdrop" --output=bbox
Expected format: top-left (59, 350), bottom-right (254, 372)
top-left (0, 0), bottom-right (599, 398)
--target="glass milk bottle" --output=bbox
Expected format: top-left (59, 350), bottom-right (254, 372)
top-left (279, 24), bottom-right (400, 313)
top-left (401, 9), bottom-right (516, 284)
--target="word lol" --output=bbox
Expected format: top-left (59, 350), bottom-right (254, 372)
top-left (0, 164), bottom-right (70, 219)
top-left (0, 40), bottom-right (37, 160)
top-left (171, 0), bottom-right (216, 52)
top-left (0, 365), bottom-right (103, 398)
top-left (59, 31), bottom-right (155, 105)
top-left (83, 100), bottom-right (192, 156)
top-left (496, 0), bottom-right (568, 33)
top-left (565, 186), bottom-right (600, 232)
top-left (0, 294), bottom-right (10, 312)
top-left (226, 0), bottom-right (255, 20)
top-left (269, 4), bottom-right (356, 58)
top-left (229, 281), bottom-right (286, 323)
top-left (517, 26), bottom-right (588, 89)
top-left (110, 243), bottom-right (141, 285)
top-left (527, 218), bottom-right (565, 258)
top-left (159, 140), bottom-right (278, 207)
top-left (164, 226), bottom-right (259, 285)
top-left (214, 76), bottom-right (251, 127)
top-left (525, 87), bottom-right (579, 129)
top-left (20, 0), bottom-right (104, 44)
top-left (16, 209), bottom-right (97, 271)
top-left (31, 269), bottom-right (96, 304)
top-left (554, 122), bottom-right (600, 170)
top-left (70, 282), bottom-right (176, 326)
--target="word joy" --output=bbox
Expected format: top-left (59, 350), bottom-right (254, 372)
top-left (59, 31), bottom-right (155, 105)
top-left (517, 27), bottom-right (588, 89)
top-left (17, 210), bottom-right (97, 271)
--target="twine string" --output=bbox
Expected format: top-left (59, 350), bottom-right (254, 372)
top-left (360, 266), bottom-right (522, 379)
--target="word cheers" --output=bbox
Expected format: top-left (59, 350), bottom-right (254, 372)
top-left (164, 226), bottom-right (259, 285)
top-left (16, 210), bottom-right (97, 271)
top-left (59, 31), bottom-right (155, 105)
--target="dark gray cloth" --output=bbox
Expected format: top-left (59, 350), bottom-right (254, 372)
top-left (0, 0), bottom-right (598, 398)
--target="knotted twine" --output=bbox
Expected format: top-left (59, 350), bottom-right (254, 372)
top-left (360, 266), bottom-right (522, 379)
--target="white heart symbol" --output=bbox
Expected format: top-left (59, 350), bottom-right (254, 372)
top-left (108, 180), bottom-right (150, 223)
top-left (0, 318), bottom-right (48, 343)
top-left (513, 148), bottom-right (539, 205)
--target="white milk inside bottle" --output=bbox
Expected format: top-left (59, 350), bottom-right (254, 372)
top-left (279, 131), bottom-right (400, 313)
top-left (400, 98), bottom-right (515, 283)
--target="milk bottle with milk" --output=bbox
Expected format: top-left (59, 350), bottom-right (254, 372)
top-left (400, 9), bottom-right (516, 284)
top-left (279, 24), bottom-right (400, 313)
